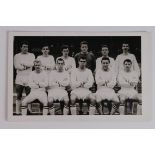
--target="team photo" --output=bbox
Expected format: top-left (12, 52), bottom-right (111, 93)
top-left (8, 31), bottom-right (143, 119)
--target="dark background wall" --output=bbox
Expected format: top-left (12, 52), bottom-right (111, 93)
top-left (13, 36), bottom-right (141, 82)
top-left (14, 36), bottom-right (141, 62)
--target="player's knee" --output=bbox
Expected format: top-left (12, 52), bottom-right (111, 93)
top-left (132, 95), bottom-right (139, 102)
top-left (85, 93), bottom-right (93, 101)
top-left (63, 96), bottom-right (69, 106)
top-left (22, 99), bottom-right (28, 107)
top-left (119, 96), bottom-right (125, 103)
top-left (43, 100), bottom-right (48, 107)
top-left (90, 95), bottom-right (96, 106)
top-left (48, 97), bottom-right (54, 103)
top-left (96, 96), bottom-right (101, 103)
top-left (70, 94), bottom-right (76, 105)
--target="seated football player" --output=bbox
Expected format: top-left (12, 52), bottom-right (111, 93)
top-left (14, 41), bottom-right (35, 114)
top-left (48, 57), bottom-right (70, 115)
top-left (21, 59), bottom-right (48, 115)
top-left (117, 59), bottom-right (139, 115)
top-left (37, 44), bottom-right (55, 74)
top-left (95, 57), bottom-right (120, 115)
top-left (70, 56), bottom-right (95, 115)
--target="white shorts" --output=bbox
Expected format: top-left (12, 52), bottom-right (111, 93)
top-left (96, 87), bottom-right (119, 102)
top-left (48, 88), bottom-right (68, 101)
top-left (118, 88), bottom-right (139, 101)
top-left (15, 74), bottom-right (29, 86)
top-left (22, 90), bottom-right (48, 106)
top-left (71, 88), bottom-right (91, 100)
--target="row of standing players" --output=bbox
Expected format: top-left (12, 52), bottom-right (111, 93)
top-left (14, 41), bottom-right (141, 115)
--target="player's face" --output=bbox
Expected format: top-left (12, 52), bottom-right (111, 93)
top-left (124, 61), bottom-right (132, 71)
top-left (80, 44), bottom-right (88, 53)
top-left (62, 48), bottom-right (69, 57)
top-left (42, 46), bottom-right (49, 56)
top-left (57, 60), bottom-right (64, 71)
top-left (79, 59), bottom-right (86, 69)
top-left (34, 62), bottom-right (41, 72)
top-left (21, 44), bottom-right (28, 54)
top-left (101, 47), bottom-right (109, 57)
top-left (122, 44), bottom-right (129, 52)
top-left (102, 60), bottom-right (109, 70)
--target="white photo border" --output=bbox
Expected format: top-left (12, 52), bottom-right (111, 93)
top-left (7, 31), bottom-right (151, 122)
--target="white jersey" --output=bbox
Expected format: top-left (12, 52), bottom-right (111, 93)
top-left (48, 70), bottom-right (70, 89)
top-left (28, 70), bottom-right (48, 92)
top-left (96, 56), bottom-right (115, 72)
top-left (57, 56), bottom-right (76, 72)
top-left (95, 68), bottom-right (116, 89)
top-left (14, 52), bottom-right (35, 76)
top-left (115, 53), bottom-right (140, 77)
top-left (117, 70), bottom-right (139, 88)
top-left (117, 70), bottom-right (139, 100)
top-left (14, 52), bottom-right (35, 86)
top-left (37, 55), bottom-right (55, 71)
top-left (71, 68), bottom-right (94, 89)
top-left (22, 70), bottom-right (48, 106)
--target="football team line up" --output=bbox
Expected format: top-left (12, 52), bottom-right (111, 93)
top-left (14, 41), bottom-right (141, 115)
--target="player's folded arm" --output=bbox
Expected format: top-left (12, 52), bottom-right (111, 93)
top-left (84, 82), bottom-right (93, 89)
top-left (107, 78), bottom-right (117, 88)
top-left (14, 60), bottom-right (25, 70)
top-left (39, 81), bottom-right (48, 88)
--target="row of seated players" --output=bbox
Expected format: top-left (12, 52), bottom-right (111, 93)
top-left (16, 57), bottom-right (140, 115)
top-left (14, 41), bottom-right (141, 115)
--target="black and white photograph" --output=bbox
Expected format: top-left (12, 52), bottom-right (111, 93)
top-left (7, 31), bottom-right (148, 121)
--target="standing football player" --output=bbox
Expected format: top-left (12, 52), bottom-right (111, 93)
top-left (48, 58), bottom-right (70, 115)
top-left (95, 57), bottom-right (120, 115)
top-left (37, 44), bottom-right (55, 73)
top-left (21, 60), bottom-right (48, 115)
top-left (14, 41), bottom-right (35, 114)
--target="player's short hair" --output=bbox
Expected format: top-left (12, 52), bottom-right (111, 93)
top-left (56, 57), bottom-right (65, 64)
top-left (61, 44), bottom-right (69, 51)
top-left (20, 41), bottom-right (29, 47)
top-left (101, 44), bottom-right (108, 49)
top-left (80, 41), bottom-right (88, 46)
top-left (123, 59), bottom-right (132, 64)
top-left (122, 42), bottom-right (129, 46)
top-left (78, 55), bottom-right (87, 62)
top-left (101, 57), bottom-right (110, 63)
top-left (34, 59), bottom-right (41, 65)
top-left (41, 44), bottom-right (50, 49)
